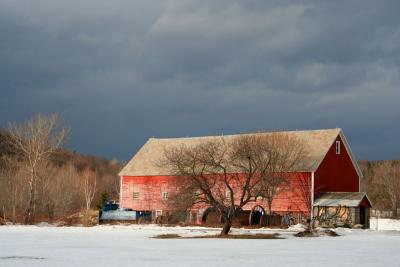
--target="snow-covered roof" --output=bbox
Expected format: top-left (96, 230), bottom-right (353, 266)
top-left (314, 192), bottom-right (371, 207)
top-left (119, 128), bottom-right (348, 176)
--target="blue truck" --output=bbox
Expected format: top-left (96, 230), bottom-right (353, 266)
top-left (99, 201), bottom-right (136, 223)
top-left (99, 201), bottom-right (152, 223)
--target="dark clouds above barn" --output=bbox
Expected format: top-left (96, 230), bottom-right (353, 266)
top-left (1, 0), bottom-right (399, 160)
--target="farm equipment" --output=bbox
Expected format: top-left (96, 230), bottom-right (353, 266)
top-left (99, 201), bottom-right (137, 223)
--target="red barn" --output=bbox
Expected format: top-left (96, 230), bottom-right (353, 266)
top-left (119, 128), bottom-right (371, 227)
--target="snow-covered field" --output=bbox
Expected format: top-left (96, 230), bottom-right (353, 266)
top-left (1, 219), bottom-right (399, 267)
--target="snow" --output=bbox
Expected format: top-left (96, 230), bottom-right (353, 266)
top-left (0, 219), bottom-right (399, 267)
top-left (287, 223), bottom-right (308, 231)
top-left (370, 217), bottom-right (400, 231)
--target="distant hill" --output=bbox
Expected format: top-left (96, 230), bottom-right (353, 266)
top-left (0, 127), bottom-right (122, 170)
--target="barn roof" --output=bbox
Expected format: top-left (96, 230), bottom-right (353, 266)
top-left (313, 192), bottom-right (372, 207)
top-left (119, 128), bottom-right (360, 177)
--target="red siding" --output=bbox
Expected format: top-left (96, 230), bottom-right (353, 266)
top-left (121, 172), bottom-right (312, 216)
top-left (314, 135), bottom-right (359, 195)
top-left (121, 176), bottom-right (174, 211)
top-left (359, 197), bottom-right (372, 208)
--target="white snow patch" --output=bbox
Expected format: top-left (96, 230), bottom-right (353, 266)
top-left (287, 223), bottom-right (308, 231)
top-left (34, 222), bottom-right (57, 227)
top-left (370, 217), bottom-right (400, 231)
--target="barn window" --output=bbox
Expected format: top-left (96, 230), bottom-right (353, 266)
top-left (194, 190), bottom-right (201, 198)
top-left (336, 141), bottom-right (341, 155)
top-left (225, 191), bottom-right (232, 201)
top-left (162, 192), bottom-right (169, 200)
top-left (132, 192), bottom-right (139, 199)
top-left (156, 210), bottom-right (163, 217)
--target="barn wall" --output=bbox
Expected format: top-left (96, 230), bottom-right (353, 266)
top-left (120, 175), bottom-right (173, 211)
top-left (354, 207), bottom-right (360, 225)
top-left (314, 135), bottom-right (359, 195)
top-left (121, 172), bottom-right (312, 217)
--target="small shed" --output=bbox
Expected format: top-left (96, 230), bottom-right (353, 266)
top-left (313, 192), bottom-right (372, 228)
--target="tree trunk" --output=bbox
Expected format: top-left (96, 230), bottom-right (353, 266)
top-left (12, 187), bottom-right (16, 224)
top-left (221, 219), bottom-right (232, 235)
top-left (2, 205), bottom-right (5, 224)
top-left (12, 205), bottom-right (16, 224)
top-left (25, 172), bottom-right (36, 224)
top-left (267, 200), bottom-right (273, 215)
top-left (393, 202), bottom-right (398, 219)
top-left (220, 209), bottom-right (236, 235)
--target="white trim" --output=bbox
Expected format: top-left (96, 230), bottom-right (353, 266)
top-left (225, 190), bottom-right (232, 200)
top-left (119, 176), bottom-right (123, 208)
top-left (311, 172), bottom-right (315, 221)
top-left (162, 191), bottom-right (169, 200)
top-left (336, 140), bottom-right (341, 154)
top-left (360, 193), bottom-right (372, 207)
top-left (156, 210), bottom-right (163, 217)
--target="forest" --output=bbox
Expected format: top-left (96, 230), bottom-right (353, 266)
top-left (0, 114), bottom-right (122, 224)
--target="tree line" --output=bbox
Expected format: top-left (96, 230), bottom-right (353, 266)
top-left (0, 114), bottom-right (121, 224)
top-left (360, 160), bottom-right (400, 218)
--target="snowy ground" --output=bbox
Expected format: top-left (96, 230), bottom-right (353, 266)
top-left (1, 219), bottom-right (399, 267)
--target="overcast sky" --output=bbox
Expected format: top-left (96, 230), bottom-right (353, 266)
top-left (1, 0), bottom-right (399, 161)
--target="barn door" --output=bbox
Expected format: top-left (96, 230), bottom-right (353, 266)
top-left (360, 207), bottom-right (366, 227)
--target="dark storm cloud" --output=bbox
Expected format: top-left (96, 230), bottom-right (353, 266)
top-left (1, 0), bottom-right (399, 160)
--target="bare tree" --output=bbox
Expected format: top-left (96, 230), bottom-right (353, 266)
top-left (0, 155), bottom-right (21, 223)
top-left (295, 174), bottom-right (312, 216)
top-left (374, 161), bottom-right (400, 218)
top-left (161, 133), bottom-right (307, 234)
top-left (166, 177), bottom-right (200, 214)
top-left (82, 168), bottom-right (97, 210)
top-left (255, 133), bottom-right (308, 214)
top-left (7, 113), bottom-right (69, 224)
top-left (290, 173), bottom-right (313, 229)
